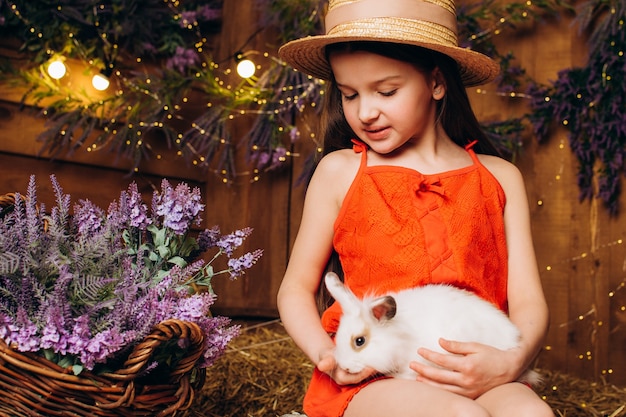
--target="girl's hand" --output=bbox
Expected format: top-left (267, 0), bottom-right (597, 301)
top-left (317, 350), bottom-right (377, 385)
top-left (409, 338), bottom-right (521, 399)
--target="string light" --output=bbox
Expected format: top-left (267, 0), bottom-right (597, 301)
top-left (236, 58), bottom-right (256, 79)
top-left (47, 58), bottom-right (67, 79)
top-left (92, 72), bottom-right (110, 91)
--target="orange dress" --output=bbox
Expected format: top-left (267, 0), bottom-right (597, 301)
top-left (303, 141), bottom-right (509, 417)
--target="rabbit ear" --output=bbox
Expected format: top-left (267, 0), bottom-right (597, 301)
top-left (324, 272), bottom-right (359, 310)
top-left (370, 296), bottom-right (397, 322)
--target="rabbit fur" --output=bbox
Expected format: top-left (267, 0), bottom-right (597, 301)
top-left (325, 272), bottom-right (540, 386)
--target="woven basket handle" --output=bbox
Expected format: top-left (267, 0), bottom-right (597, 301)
top-left (102, 319), bottom-right (205, 382)
top-left (0, 193), bottom-right (20, 217)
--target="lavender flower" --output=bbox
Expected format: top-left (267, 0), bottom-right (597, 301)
top-left (152, 179), bottom-right (204, 235)
top-left (13, 309), bottom-right (40, 351)
top-left (74, 199), bottom-right (104, 237)
top-left (197, 225), bottom-right (221, 251)
top-left (179, 11), bottom-right (199, 28)
top-left (174, 293), bottom-right (215, 322)
top-left (228, 249), bottom-right (264, 279)
top-left (67, 315), bottom-right (91, 357)
top-left (165, 46), bottom-right (200, 74)
top-left (216, 227), bottom-right (253, 256)
top-left (124, 182), bottom-right (151, 229)
top-left (197, 5), bottom-right (221, 21)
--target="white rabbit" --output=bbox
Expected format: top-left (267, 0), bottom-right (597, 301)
top-left (324, 272), bottom-right (540, 386)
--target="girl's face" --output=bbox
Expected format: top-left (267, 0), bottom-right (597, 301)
top-left (329, 50), bottom-right (440, 155)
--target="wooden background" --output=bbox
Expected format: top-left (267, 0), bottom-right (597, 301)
top-left (1, 1), bottom-right (625, 386)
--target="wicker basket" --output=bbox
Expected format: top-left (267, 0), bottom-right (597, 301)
top-left (0, 319), bottom-right (207, 416)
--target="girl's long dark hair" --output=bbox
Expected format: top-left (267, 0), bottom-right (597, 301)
top-left (320, 41), bottom-right (500, 157)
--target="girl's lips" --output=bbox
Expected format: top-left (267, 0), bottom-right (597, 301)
top-left (363, 126), bottom-right (390, 141)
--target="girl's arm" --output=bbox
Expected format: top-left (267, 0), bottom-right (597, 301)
top-left (277, 150), bottom-right (371, 384)
top-left (496, 157), bottom-right (550, 377)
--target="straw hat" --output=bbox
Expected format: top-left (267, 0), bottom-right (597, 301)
top-left (278, 0), bottom-right (499, 86)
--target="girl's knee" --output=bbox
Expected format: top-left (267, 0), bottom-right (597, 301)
top-left (517, 399), bottom-right (555, 417)
top-left (447, 401), bottom-right (490, 417)
top-left (476, 383), bottom-right (554, 417)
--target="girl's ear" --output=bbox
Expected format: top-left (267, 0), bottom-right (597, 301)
top-left (431, 67), bottom-right (446, 100)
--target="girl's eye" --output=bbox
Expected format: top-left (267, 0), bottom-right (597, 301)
top-left (343, 93), bottom-right (358, 101)
top-left (380, 89), bottom-right (397, 97)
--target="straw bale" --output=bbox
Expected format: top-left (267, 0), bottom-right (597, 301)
top-left (183, 320), bottom-right (625, 417)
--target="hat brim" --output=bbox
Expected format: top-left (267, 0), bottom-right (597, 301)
top-left (279, 22), bottom-right (500, 87)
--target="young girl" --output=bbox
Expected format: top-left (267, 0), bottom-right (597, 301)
top-left (277, 1), bottom-right (553, 416)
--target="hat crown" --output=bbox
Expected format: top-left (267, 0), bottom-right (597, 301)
top-left (325, 0), bottom-right (458, 42)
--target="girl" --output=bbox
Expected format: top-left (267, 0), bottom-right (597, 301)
top-left (277, 1), bottom-right (553, 416)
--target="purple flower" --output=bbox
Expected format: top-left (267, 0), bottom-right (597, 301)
top-left (121, 183), bottom-right (150, 229)
top-left (179, 6), bottom-right (221, 28)
top-left (83, 329), bottom-right (126, 369)
top-left (228, 249), bottom-right (264, 279)
top-left (165, 46), bottom-right (200, 74)
top-left (179, 11), bottom-right (198, 28)
top-left (142, 42), bottom-right (158, 54)
top-left (41, 322), bottom-right (69, 355)
top-left (174, 293), bottom-right (215, 321)
top-left (197, 5), bottom-right (221, 21)
top-left (197, 226), bottom-right (222, 251)
top-left (289, 127), bottom-right (299, 142)
top-left (153, 179), bottom-right (204, 235)
top-left (254, 151), bottom-right (271, 168)
top-left (74, 199), bottom-right (104, 236)
top-left (0, 314), bottom-right (16, 342)
top-left (13, 310), bottom-right (40, 352)
top-left (67, 315), bottom-right (91, 356)
top-left (216, 227), bottom-right (253, 256)
top-left (198, 316), bottom-right (240, 367)
top-left (253, 147), bottom-right (288, 170)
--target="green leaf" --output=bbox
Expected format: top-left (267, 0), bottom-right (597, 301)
top-left (149, 225), bottom-right (167, 247)
top-left (179, 236), bottom-right (199, 257)
top-left (157, 244), bottom-right (171, 259)
top-left (42, 348), bottom-right (55, 362)
top-left (168, 256), bottom-right (187, 268)
top-left (57, 355), bottom-right (74, 369)
top-left (72, 364), bottom-right (84, 376)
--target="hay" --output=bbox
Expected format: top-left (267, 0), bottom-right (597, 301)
top-left (183, 319), bottom-right (311, 417)
top-left (183, 320), bottom-right (626, 417)
top-left (538, 370), bottom-right (626, 417)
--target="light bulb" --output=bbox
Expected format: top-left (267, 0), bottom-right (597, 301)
top-left (236, 59), bottom-right (256, 78)
top-left (47, 60), bottom-right (67, 80)
top-left (92, 73), bottom-right (110, 91)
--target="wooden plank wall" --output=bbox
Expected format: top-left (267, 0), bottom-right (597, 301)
top-left (469, 7), bottom-right (626, 385)
top-left (0, 0), bottom-right (624, 385)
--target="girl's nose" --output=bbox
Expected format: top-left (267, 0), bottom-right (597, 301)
top-left (358, 98), bottom-right (379, 123)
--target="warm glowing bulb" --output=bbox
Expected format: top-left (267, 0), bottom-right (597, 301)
top-left (236, 59), bottom-right (256, 78)
top-left (92, 73), bottom-right (110, 91)
top-left (47, 60), bottom-right (66, 79)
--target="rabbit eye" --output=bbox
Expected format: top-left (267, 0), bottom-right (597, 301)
top-left (353, 336), bottom-right (366, 349)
